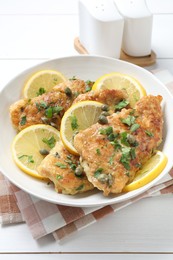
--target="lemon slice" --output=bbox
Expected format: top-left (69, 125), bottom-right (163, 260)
top-left (23, 69), bottom-right (66, 98)
top-left (92, 72), bottom-right (147, 108)
top-left (60, 100), bottom-right (103, 155)
top-left (123, 151), bottom-right (168, 192)
top-left (11, 124), bottom-right (60, 179)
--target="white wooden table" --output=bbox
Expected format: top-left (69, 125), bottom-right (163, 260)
top-left (1, 0), bottom-right (173, 259)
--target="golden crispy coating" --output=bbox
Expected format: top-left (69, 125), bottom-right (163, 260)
top-left (37, 141), bottom-right (94, 195)
top-left (9, 91), bottom-right (71, 131)
top-left (9, 80), bottom-right (128, 132)
top-left (74, 95), bottom-right (163, 196)
top-left (9, 79), bottom-right (88, 131)
top-left (73, 89), bottom-right (127, 111)
top-left (9, 99), bottom-right (27, 130)
top-left (53, 79), bottom-right (89, 95)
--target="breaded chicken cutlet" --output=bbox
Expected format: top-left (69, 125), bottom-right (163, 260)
top-left (74, 95), bottom-right (163, 196)
top-left (9, 79), bottom-right (127, 131)
top-left (9, 79), bottom-right (89, 131)
top-left (37, 141), bottom-right (94, 195)
top-left (73, 89), bottom-right (128, 112)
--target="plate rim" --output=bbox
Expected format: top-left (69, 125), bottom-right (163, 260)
top-left (0, 54), bottom-right (173, 207)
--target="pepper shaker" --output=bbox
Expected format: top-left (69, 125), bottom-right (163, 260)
top-left (114, 0), bottom-right (153, 57)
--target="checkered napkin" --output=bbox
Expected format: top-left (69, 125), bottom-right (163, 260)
top-left (1, 69), bottom-right (173, 241)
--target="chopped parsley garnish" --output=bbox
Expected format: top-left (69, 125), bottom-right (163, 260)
top-left (18, 154), bottom-right (34, 163)
top-left (36, 100), bottom-right (63, 118)
top-left (53, 105), bottom-right (63, 114)
top-left (85, 80), bottom-right (94, 92)
top-left (129, 109), bottom-right (135, 115)
top-left (64, 155), bottom-right (77, 171)
top-left (73, 91), bottom-right (80, 98)
top-left (36, 87), bottom-right (46, 96)
top-left (121, 115), bottom-right (136, 126)
top-left (114, 100), bottom-right (129, 111)
top-left (70, 115), bottom-right (79, 130)
top-left (37, 101), bottom-right (48, 110)
top-left (76, 184), bottom-right (84, 191)
top-left (109, 153), bottom-right (115, 165)
top-left (94, 168), bottom-right (103, 178)
top-left (145, 130), bottom-right (154, 137)
top-left (96, 148), bottom-right (101, 155)
top-left (107, 133), bottom-right (118, 141)
top-left (121, 115), bottom-right (140, 133)
top-left (55, 162), bottom-right (67, 169)
top-left (130, 123), bottom-right (140, 132)
top-left (127, 134), bottom-right (139, 147)
top-left (42, 136), bottom-right (56, 149)
top-left (20, 115), bottom-right (26, 126)
top-left (99, 126), bottom-right (113, 135)
top-left (45, 105), bottom-right (63, 118)
top-left (120, 146), bottom-right (136, 170)
top-left (135, 163), bottom-right (142, 169)
top-left (130, 147), bottom-right (136, 160)
top-left (45, 107), bottom-right (53, 118)
top-left (120, 132), bottom-right (130, 146)
top-left (120, 147), bottom-right (131, 170)
top-left (85, 85), bottom-right (92, 92)
top-left (56, 174), bottom-right (63, 180)
top-left (27, 99), bottom-right (31, 104)
top-left (70, 164), bottom-right (77, 171)
top-left (64, 158), bottom-right (73, 165)
top-left (85, 80), bottom-right (94, 85)
top-left (110, 140), bottom-right (122, 150)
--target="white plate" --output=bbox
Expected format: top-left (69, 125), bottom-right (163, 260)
top-left (0, 55), bottom-right (173, 207)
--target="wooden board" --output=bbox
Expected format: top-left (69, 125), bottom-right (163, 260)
top-left (74, 37), bottom-right (156, 67)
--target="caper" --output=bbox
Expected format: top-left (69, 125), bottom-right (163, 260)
top-left (75, 165), bottom-right (83, 176)
top-left (101, 104), bottom-right (109, 111)
top-left (97, 173), bottom-right (113, 186)
top-left (97, 173), bottom-right (108, 183)
top-left (107, 174), bottom-right (113, 187)
top-left (98, 115), bottom-right (108, 125)
top-left (101, 111), bottom-right (110, 117)
top-left (39, 149), bottom-right (49, 156)
top-left (108, 133), bottom-right (116, 141)
top-left (65, 87), bottom-right (72, 97)
top-left (127, 134), bottom-right (138, 146)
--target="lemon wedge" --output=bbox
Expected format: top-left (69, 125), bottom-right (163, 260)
top-left (23, 69), bottom-right (66, 98)
top-left (123, 151), bottom-right (168, 192)
top-left (92, 72), bottom-right (147, 108)
top-left (60, 100), bottom-right (103, 155)
top-left (11, 124), bottom-right (60, 179)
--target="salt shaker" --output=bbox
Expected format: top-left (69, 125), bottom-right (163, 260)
top-left (78, 0), bottom-right (124, 58)
top-left (114, 0), bottom-right (153, 57)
